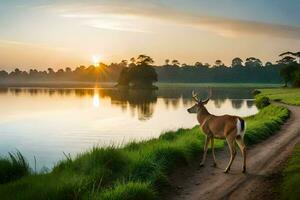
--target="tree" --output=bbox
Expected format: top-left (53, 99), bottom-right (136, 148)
top-left (195, 62), bottom-right (203, 67)
top-left (245, 57), bottom-right (262, 68)
top-left (117, 68), bottom-right (130, 86)
top-left (171, 59), bottom-right (180, 66)
top-left (265, 62), bottom-right (273, 67)
top-left (213, 60), bottom-right (225, 68)
top-left (120, 60), bottom-right (128, 67)
top-left (0, 70), bottom-right (8, 78)
top-left (117, 55), bottom-right (158, 89)
top-left (231, 57), bottom-right (243, 67)
top-left (279, 51), bottom-right (295, 57)
top-left (65, 67), bottom-right (72, 73)
top-left (280, 64), bottom-right (298, 87)
top-left (48, 68), bottom-right (55, 75)
top-left (293, 69), bottom-right (300, 87)
top-left (165, 59), bottom-right (170, 66)
top-left (10, 68), bottom-right (22, 77)
top-left (181, 63), bottom-right (188, 67)
top-left (277, 56), bottom-right (296, 65)
top-left (136, 55), bottom-right (154, 66)
top-left (130, 57), bottom-right (135, 64)
top-left (295, 52), bottom-right (300, 63)
top-left (279, 51), bottom-right (300, 64)
top-left (204, 63), bottom-right (210, 68)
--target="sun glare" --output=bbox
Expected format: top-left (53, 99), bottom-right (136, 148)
top-left (93, 92), bottom-right (100, 107)
top-left (92, 55), bottom-right (101, 66)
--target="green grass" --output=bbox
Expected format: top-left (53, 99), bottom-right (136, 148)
top-left (0, 151), bottom-right (31, 184)
top-left (280, 142), bottom-right (300, 200)
top-left (257, 88), bottom-right (300, 106)
top-left (98, 182), bottom-right (157, 200)
top-left (244, 105), bottom-right (289, 145)
top-left (0, 105), bottom-right (289, 200)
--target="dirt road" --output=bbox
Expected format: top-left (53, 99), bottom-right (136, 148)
top-left (164, 103), bottom-right (300, 200)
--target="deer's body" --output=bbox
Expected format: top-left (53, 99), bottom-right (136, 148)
top-left (188, 91), bottom-right (247, 173)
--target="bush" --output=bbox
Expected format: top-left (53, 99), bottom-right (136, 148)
top-left (252, 89), bottom-right (261, 95)
top-left (255, 96), bottom-right (270, 109)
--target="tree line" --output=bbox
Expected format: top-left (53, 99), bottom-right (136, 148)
top-left (0, 52), bottom-right (299, 85)
top-left (277, 52), bottom-right (300, 87)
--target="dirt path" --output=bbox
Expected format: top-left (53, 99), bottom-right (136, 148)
top-left (164, 103), bottom-right (300, 200)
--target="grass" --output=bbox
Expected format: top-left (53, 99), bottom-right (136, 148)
top-left (244, 105), bottom-right (289, 145)
top-left (280, 142), bottom-right (300, 200)
top-left (257, 88), bottom-right (300, 106)
top-left (0, 151), bottom-right (31, 184)
top-left (0, 105), bottom-right (289, 200)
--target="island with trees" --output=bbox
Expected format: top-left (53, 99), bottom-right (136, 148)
top-left (116, 55), bottom-right (158, 89)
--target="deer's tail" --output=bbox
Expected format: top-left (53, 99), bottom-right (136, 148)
top-left (236, 118), bottom-right (246, 138)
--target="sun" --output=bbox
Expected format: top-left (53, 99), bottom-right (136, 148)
top-left (92, 55), bottom-right (101, 66)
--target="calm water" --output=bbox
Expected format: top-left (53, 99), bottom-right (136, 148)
top-left (0, 86), bottom-right (258, 169)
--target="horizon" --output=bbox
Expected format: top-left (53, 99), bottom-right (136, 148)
top-left (0, 54), bottom-right (288, 73)
top-left (1, 0), bottom-right (300, 71)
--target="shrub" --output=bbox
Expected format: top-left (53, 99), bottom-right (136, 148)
top-left (252, 89), bottom-right (261, 95)
top-left (255, 96), bottom-right (270, 109)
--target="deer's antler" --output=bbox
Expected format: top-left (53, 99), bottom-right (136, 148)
top-left (202, 88), bottom-right (212, 103)
top-left (192, 90), bottom-right (200, 102)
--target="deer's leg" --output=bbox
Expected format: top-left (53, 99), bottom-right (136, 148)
top-left (211, 137), bottom-right (217, 167)
top-left (224, 137), bottom-right (236, 173)
top-left (236, 136), bottom-right (247, 173)
top-left (200, 136), bottom-right (210, 167)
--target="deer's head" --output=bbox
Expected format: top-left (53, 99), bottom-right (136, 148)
top-left (187, 90), bottom-right (211, 114)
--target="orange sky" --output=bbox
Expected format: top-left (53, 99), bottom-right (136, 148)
top-left (0, 1), bottom-right (300, 71)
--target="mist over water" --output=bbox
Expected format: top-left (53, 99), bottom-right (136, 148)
top-left (0, 86), bottom-right (258, 169)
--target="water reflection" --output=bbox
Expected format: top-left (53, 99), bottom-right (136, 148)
top-left (93, 91), bottom-right (100, 107)
top-left (2, 87), bottom-right (257, 120)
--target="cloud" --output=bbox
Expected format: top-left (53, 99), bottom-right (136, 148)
top-left (39, 1), bottom-right (300, 39)
top-left (0, 40), bottom-right (69, 52)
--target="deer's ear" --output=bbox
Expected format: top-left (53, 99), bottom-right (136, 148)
top-left (202, 99), bottom-right (209, 105)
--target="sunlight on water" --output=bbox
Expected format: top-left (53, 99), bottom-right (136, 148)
top-left (92, 90), bottom-right (100, 107)
top-left (0, 87), bottom-right (258, 169)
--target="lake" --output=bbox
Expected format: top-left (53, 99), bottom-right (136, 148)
top-left (0, 86), bottom-right (258, 170)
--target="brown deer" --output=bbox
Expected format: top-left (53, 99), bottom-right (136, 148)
top-left (187, 90), bottom-right (246, 173)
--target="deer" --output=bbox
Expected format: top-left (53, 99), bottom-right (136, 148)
top-left (187, 90), bottom-right (247, 173)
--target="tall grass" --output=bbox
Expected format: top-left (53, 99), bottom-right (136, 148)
top-left (0, 151), bottom-right (30, 184)
top-left (0, 105), bottom-right (289, 200)
top-left (280, 142), bottom-right (300, 200)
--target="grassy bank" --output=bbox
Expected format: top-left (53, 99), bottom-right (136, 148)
top-left (257, 88), bottom-right (300, 105)
top-left (0, 105), bottom-right (289, 200)
top-left (281, 142), bottom-right (300, 200)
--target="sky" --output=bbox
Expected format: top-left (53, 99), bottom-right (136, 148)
top-left (0, 0), bottom-right (300, 71)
